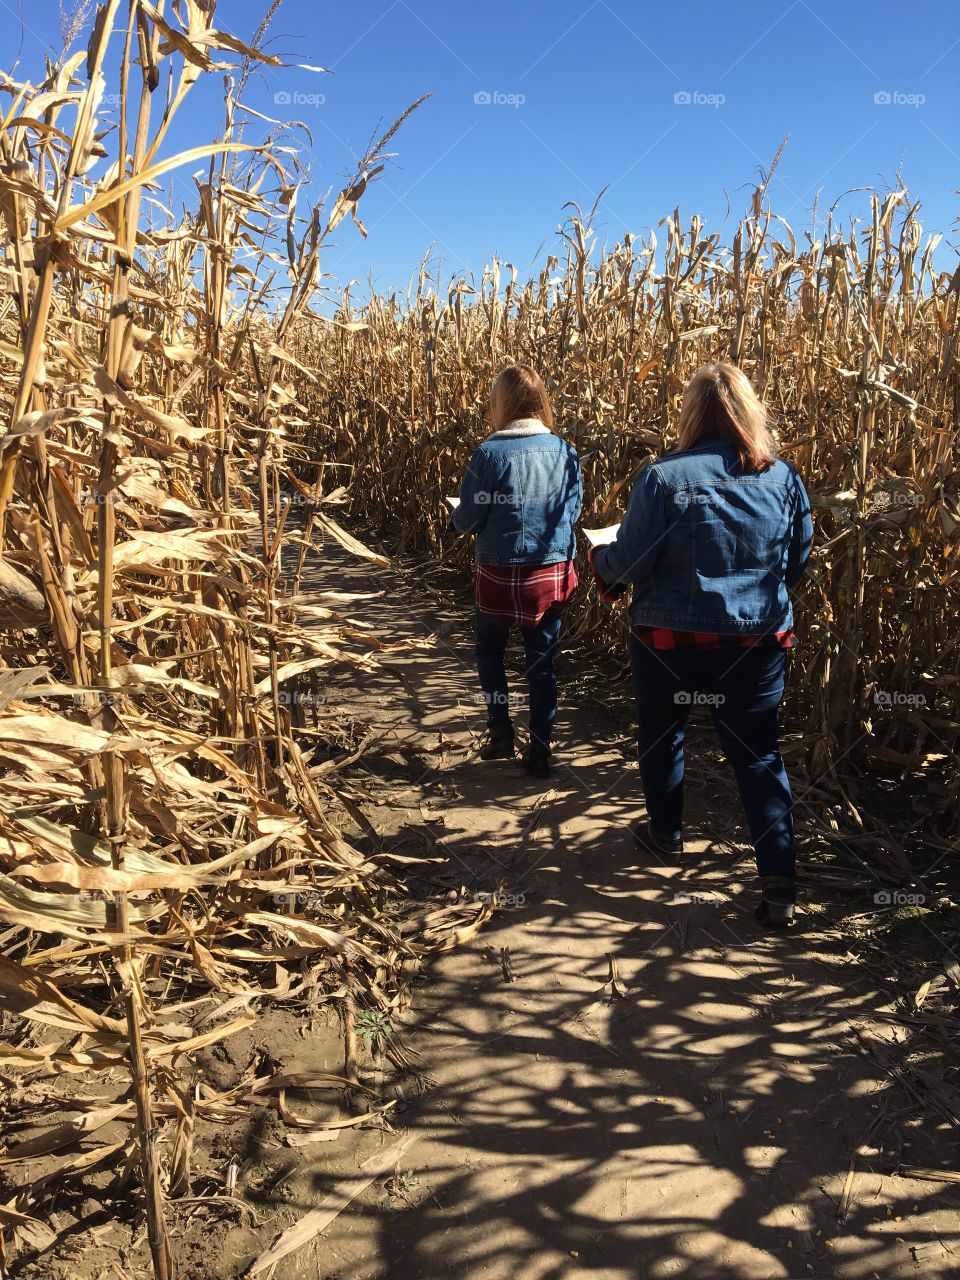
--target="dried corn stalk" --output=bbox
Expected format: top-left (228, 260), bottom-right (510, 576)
top-left (0, 5), bottom-right (449, 1276)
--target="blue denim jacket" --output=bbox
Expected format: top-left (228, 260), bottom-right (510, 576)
top-left (451, 419), bottom-right (583, 565)
top-left (592, 437), bottom-right (813, 633)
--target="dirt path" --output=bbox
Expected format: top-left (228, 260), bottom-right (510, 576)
top-left (282, 538), bottom-right (958, 1280)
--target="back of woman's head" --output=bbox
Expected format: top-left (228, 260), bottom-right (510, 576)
top-left (489, 364), bottom-right (554, 432)
top-left (676, 362), bottom-right (775, 473)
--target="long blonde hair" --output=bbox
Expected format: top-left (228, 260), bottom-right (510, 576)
top-left (676, 362), bottom-right (775, 473)
top-left (489, 364), bottom-right (554, 431)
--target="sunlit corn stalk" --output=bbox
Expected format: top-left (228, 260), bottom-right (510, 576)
top-left (0, 3), bottom-right (438, 1274)
top-left (96, 5), bottom-right (175, 1274)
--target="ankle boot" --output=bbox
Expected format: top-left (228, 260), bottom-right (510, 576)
top-left (479, 724), bottom-right (515, 760)
top-left (633, 821), bottom-right (684, 861)
top-left (524, 742), bottom-right (551, 778)
top-left (756, 875), bottom-right (797, 928)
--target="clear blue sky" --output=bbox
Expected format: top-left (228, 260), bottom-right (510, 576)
top-left (3, 0), bottom-right (959, 300)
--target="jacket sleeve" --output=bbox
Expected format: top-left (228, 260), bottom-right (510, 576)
top-left (588, 546), bottom-right (629, 601)
top-left (450, 446), bottom-right (492, 535)
top-left (785, 471), bottom-right (813, 587)
top-left (592, 463), bottom-right (666, 584)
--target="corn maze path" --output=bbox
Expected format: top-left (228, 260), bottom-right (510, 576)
top-left (288, 537), bottom-right (959, 1280)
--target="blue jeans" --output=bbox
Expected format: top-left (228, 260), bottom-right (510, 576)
top-left (630, 638), bottom-right (796, 877)
top-left (475, 609), bottom-right (563, 749)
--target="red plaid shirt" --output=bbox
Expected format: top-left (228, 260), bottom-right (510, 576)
top-left (633, 625), bottom-right (796, 650)
top-left (475, 560), bottom-right (578, 628)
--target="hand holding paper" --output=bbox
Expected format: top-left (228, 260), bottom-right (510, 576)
top-left (582, 523), bottom-right (620, 548)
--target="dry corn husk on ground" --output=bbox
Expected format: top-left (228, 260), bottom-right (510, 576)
top-left (294, 161), bottom-right (960, 844)
top-left (0, 5), bottom-right (466, 1276)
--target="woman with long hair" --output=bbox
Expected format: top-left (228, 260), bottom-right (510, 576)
top-left (591, 362), bottom-right (813, 927)
top-left (450, 364), bottom-right (582, 778)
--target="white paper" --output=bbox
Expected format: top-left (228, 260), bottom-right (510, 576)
top-left (582, 523), bottom-right (620, 548)
top-left (445, 497), bottom-right (460, 510)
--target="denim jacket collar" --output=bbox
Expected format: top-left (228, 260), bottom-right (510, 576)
top-left (673, 434), bottom-right (731, 455)
top-left (485, 417), bottom-right (551, 441)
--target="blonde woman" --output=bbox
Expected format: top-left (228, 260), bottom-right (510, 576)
top-left (591, 363), bottom-right (813, 927)
top-left (450, 365), bottom-right (582, 778)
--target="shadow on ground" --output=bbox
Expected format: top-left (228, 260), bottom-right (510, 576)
top-left (256, 535), bottom-right (960, 1280)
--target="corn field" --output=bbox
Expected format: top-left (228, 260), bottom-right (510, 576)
top-left (0, 5), bottom-right (475, 1275)
top-left (294, 176), bottom-right (960, 848)
top-left (0, 1), bottom-right (958, 1275)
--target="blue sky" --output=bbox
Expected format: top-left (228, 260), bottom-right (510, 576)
top-left (3, 0), bottom-right (959, 301)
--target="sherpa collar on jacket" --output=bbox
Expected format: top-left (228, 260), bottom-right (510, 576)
top-left (484, 417), bottom-right (552, 441)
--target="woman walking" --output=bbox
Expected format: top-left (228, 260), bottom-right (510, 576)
top-left (591, 362), bottom-right (813, 927)
top-left (450, 365), bottom-right (582, 778)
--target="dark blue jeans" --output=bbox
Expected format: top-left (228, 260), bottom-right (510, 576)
top-left (630, 638), bottom-right (796, 877)
top-left (475, 608), bottom-right (563, 749)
